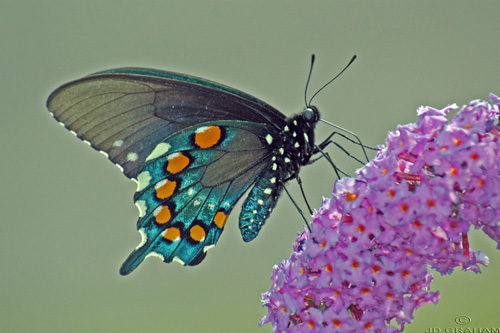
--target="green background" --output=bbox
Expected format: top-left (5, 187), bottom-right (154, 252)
top-left (2, 1), bottom-right (499, 332)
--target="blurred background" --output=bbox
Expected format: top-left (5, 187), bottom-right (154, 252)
top-left (1, 1), bottom-right (499, 332)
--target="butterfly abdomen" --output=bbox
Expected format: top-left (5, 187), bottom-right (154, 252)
top-left (237, 109), bottom-right (321, 242)
top-left (239, 168), bottom-right (282, 242)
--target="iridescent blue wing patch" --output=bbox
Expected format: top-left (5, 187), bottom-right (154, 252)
top-left (120, 121), bottom-right (272, 275)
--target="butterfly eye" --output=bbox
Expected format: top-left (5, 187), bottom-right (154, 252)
top-left (303, 106), bottom-right (318, 123)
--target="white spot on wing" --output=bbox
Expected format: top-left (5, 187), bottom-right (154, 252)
top-left (279, 148), bottom-right (284, 155)
top-left (194, 200), bottom-right (201, 206)
top-left (208, 203), bottom-right (215, 209)
top-left (203, 244), bottom-right (215, 252)
top-left (155, 179), bottom-right (166, 189)
top-left (135, 228), bottom-right (148, 249)
top-left (272, 163), bottom-right (277, 171)
top-left (196, 126), bottom-right (210, 134)
top-left (270, 177), bottom-right (276, 183)
top-left (135, 200), bottom-right (147, 218)
top-left (284, 125), bottom-right (289, 132)
top-left (161, 229), bottom-right (180, 242)
top-left (146, 252), bottom-right (165, 261)
top-left (115, 163), bottom-right (124, 173)
top-left (83, 139), bottom-right (91, 146)
top-left (304, 133), bottom-right (309, 142)
top-left (294, 142), bottom-right (300, 148)
top-left (285, 157), bottom-right (291, 163)
top-left (167, 152), bottom-right (179, 160)
top-left (188, 188), bottom-right (194, 196)
top-left (153, 206), bottom-right (163, 217)
top-left (258, 199), bottom-right (264, 205)
top-left (99, 150), bottom-right (109, 158)
top-left (266, 134), bottom-right (273, 145)
top-left (136, 171), bottom-right (151, 192)
top-left (127, 152), bottom-right (138, 162)
top-left (146, 143), bottom-right (171, 161)
top-left (112, 139), bottom-right (123, 147)
top-left (264, 188), bottom-right (272, 194)
top-left (172, 256), bottom-right (185, 265)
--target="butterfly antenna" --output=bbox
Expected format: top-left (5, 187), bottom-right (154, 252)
top-left (304, 54), bottom-right (316, 107)
top-left (308, 55), bottom-right (357, 106)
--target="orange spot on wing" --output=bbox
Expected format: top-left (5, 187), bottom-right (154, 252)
top-left (155, 205), bottom-right (171, 224)
top-left (164, 227), bottom-right (180, 242)
top-left (166, 153), bottom-right (190, 174)
top-left (213, 211), bottom-right (228, 229)
top-left (156, 180), bottom-right (176, 199)
top-left (194, 126), bottom-right (222, 148)
top-left (190, 225), bottom-right (206, 242)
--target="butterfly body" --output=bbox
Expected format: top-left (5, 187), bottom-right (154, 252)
top-left (47, 68), bottom-right (320, 275)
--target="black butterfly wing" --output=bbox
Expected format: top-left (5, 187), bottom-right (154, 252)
top-left (120, 120), bottom-right (274, 275)
top-left (46, 68), bottom-right (286, 179)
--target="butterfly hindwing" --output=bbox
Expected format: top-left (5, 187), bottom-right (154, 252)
top-left (119, 121), bottom-right (274, 275)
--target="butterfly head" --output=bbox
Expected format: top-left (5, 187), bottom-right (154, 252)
top-left (302, 105), bottom-right (320, 124)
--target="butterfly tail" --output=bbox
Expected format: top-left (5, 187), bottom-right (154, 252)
top-left (119, 232), bottom-right (152, 275)
top-left (120, 250), bottom-right (145, 276)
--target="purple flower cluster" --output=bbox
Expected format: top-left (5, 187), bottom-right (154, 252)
top-left (261, 94), bottom-right (500, 332)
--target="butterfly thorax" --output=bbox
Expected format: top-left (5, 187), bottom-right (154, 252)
top-left (276, 106), bottom-right (320, 182)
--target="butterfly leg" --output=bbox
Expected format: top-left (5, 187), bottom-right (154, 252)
top-left (282, 186), bottom-right (312, 232)
top-left (312, 144), bottom-right (342, 179)
top-left (296, 176), bottom-right (312, 215)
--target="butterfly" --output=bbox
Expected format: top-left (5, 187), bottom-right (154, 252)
top-left (46, 57), bottom-right (357, 275)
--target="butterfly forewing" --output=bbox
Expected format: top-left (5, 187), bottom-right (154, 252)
top-left (47, 69), bottom-right (286, 179)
